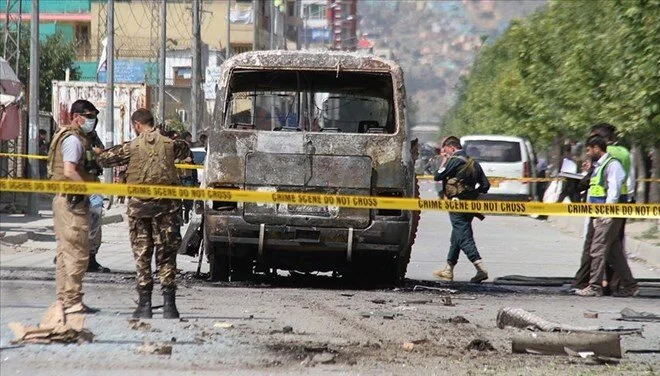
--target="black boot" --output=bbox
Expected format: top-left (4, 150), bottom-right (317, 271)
top-left (87, 253), bottom-right (111, 273)
top-left (162, 287), bottom-right (180, 319)
top-left (132, 290), bottom-right (152, 319)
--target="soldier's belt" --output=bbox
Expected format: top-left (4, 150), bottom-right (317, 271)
top-left (1, 179), bottom-right (658, 219)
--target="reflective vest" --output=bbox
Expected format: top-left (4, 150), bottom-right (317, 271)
top-left (606, 144), bottom-right (629, 196)
top-left (588, 156), bottom-right (614, 203)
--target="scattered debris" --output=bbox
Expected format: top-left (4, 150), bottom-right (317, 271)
top-left (564, 347), bottom-right (620, 364)
top-left (413, 285), bottom-right (457, 294)
top-left (340, 293), bottom-right (354, 297)
top-left (282, 326), bottom-right (293, 334)
top-left (8, 302), bottom-right (94, 345)
top-left (371, 299), bottom-right (387, 304)
top-left (626, 349), bottom-right (660, 354)
top-left (360, 311), bottom-right (396, 319)
top-left (583, 311), bottom-right (599, 319)
top-left (511, 332), bottom-right (621, 358)
top-left (213, 322), bottom-right (234, 329)
top-left (136, 341), bottom-right (173, 356)
top-left (617, 308), bottom-right (660, 323)
top-left (312, 352), bottom-right (336, 364)
top-left (496, 307), bottom-right (642, 334)
top-left (128, 319), bottom-right (152, 331)
top-left (402, 299), bottom-right (432, 305)
top-left (466, 339), bottom-right (495, 352)
top-left (443, 316), bottom-right (470, 324)
top-left (402, 342), bottom-right (415, 351)
top-left (441, 296), bottom-right (454, 306)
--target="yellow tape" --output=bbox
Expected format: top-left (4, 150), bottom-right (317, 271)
top-left (1, 179), bottom-right (658, 219)
top-left (0, 152), bottom-right (199, 170)
top-left (3, 153), bottom-right (658, 181)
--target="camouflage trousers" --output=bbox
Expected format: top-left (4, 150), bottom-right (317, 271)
top-left (128, 210), bottom-right (182, 292)
top-left (88, 204), bottom-right (102, 254)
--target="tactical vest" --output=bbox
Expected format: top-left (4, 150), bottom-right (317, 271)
top-left (126, 129), bottom-right (179, 185)
top-left (47, 126), bottom-right (96, 182)
top-left (606, 144), bottom-right (630, 196)
top-left (444, 155), bottom-right (476, 199)
top-left (588, 156), bottom-right (614, 203)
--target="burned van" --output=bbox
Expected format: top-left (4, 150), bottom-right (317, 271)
top-left (203, 50), bottom-right (419, 284)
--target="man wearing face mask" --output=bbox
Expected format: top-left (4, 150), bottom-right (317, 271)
top-left (94, 108), bottom-right (189, 319)
top-left (46, 99), bottom-right (101, 314)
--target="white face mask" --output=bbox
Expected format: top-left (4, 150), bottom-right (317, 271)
top-left (81, 118), bottom-right (96, 134)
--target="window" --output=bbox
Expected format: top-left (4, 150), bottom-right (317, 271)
top-left (463, 141), bottom-right (522, 163)
top-left (304, 4), bottom-right (326, 20)
top-left (224, 69), bottom-right (396, 134)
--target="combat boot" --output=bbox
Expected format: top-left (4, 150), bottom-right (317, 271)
top-left (162, 287), bottom-right (180, 319)
top-left (132, 290), bottom-right (152, 319)
top-left (470, 260), bottom-right (488, 283)
top-left (433, 264), bottom-right (454, 281)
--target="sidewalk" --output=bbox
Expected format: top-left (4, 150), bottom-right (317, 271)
top-left (547, 216), bottom-right (660, 270)
top-left (0, 201), bottom-right (206, 274)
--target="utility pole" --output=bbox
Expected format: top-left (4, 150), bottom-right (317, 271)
top-left (26, 0), bottom-right (39, 215)
top-left (158, 0), bottom-right (166, 124)
top-left (104, 0), bottom-right (114, 184)
top-left (270, 0), bottom-right (274, 50)
top-left (191, 0), bottom-right (200, 142)
top-left (225, 0), bottom-right (230, 59)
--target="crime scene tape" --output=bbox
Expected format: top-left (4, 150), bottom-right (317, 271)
top-left (0, 152), bottom-right (199, 170)
top-left (1, 179), bottom-right (658, 219)
top-left (3, 153), bottom-right (659, 182)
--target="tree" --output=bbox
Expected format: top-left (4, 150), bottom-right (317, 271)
top-left (0, 27), bottom-right (80, 112)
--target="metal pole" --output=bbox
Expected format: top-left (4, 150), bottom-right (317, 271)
top-left (104, 0), bottom-right (114, 184)
top-left (225, 0), bottom-right (230, 59)
top-left (191, 0), bottom-right (200, 142)
top-left (158, 0), bottom-right (166, 124)
top-left (269, 0), bottom-right (274, 50)
top-left (27, 0), bottom-right (39, 215)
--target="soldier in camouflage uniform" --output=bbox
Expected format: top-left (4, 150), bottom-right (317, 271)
top-left (94, 108), bottom-right (189, 319)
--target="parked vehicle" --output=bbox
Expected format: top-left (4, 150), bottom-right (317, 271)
top-left (203, 51), bottom-right (419, 284)
top-left (460, 135), bottom-right (538, 201)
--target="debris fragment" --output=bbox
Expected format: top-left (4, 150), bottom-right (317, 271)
top-left (511, 332), bottom-right (621, 358)
top-left (583, 311), bottom-right (599, 319)
top-left (282, 326), bottom-right (293, 334)
top-left (441, 296), bottom-right (454, 306)
top-left (413, 285), bottom-right (457, 294)
top-left (360, 311), bottom-right (396, 319)
top-left (213, 322), bottom-right (234, 329)
top-left (402, 299), bottom-right (432, 305)
top-left (136, 341), bottom-right (173, 356)
top-left (443, 316), bottom-right (470, 324)
top-left (312, 352), bottom-right (335, 364)
top-left (128, 320), bottom-right (152, 331)
top-left (8, 302), bottom-right (94, 345)
top-left (371, 299), bottom-right (386, 304)
top-left (466, 339), bottom-right (495, 352)
top-left (402, 342), bottom-right (415, 351)
top-left (617, 308), bottom-right (660, 323)
top-left (496, 307), bottom-right (641, 334)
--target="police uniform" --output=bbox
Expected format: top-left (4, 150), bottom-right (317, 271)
top-left (97, 128), bottom-right (189, 318)
top-left (47, 126), bottom-right (97, 313)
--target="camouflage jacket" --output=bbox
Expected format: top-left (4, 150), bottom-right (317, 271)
top-left (97, 130), bottom-right (190, 218)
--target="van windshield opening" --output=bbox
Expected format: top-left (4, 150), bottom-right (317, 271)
top-left (224, 69), bottom-right (396, 134)
top-left (463, 140), bottom-right (522, 163)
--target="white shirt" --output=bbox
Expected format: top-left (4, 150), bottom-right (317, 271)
top-left (590, 153), bottom-right (625, 204)
top-left (61, 135), bottom-right (83, 164)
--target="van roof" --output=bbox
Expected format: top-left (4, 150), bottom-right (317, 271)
top-left (460, 135), bottom-right (528, 143)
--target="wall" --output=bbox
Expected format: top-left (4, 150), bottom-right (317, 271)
top-left (51, 81), bottom-right (150, 146)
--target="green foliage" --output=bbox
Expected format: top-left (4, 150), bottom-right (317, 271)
top-left (442, 0), bottom-right (660, 149)
top-left (0, 28), bottom-right (80, 112)
top-left (166, 117), bottom-right (186, 133)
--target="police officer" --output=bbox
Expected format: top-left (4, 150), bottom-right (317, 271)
top-left (432, 136), bottom-right (491, 283)
top-left (94, 108), bottom-right (189, 319)
top-left (47, 99), bottom-right (100, 314)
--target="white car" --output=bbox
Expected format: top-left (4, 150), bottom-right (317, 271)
top-left (460, 135), bottom-right (538, 201)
